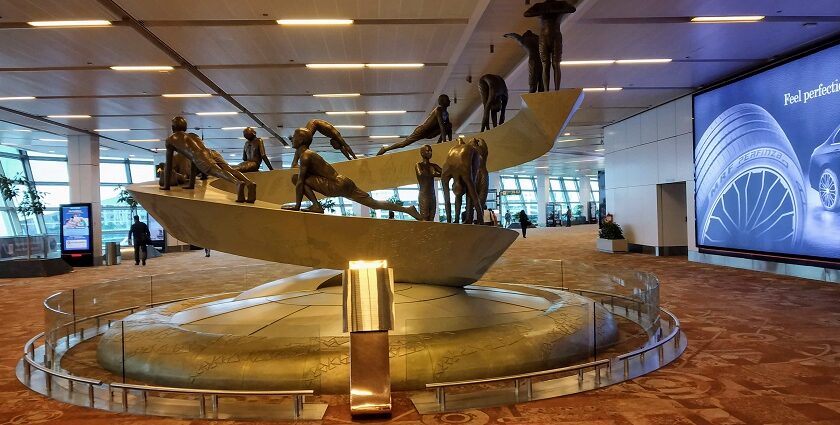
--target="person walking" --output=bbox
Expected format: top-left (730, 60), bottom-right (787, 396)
top-left (505, 210), bottom-right (512, 228)
top-left (518, 209), bottom-right (531, 238)
top-left (204, 248), bottom-right (211, 257)
top-left (127, 215), bottom-right (151, 266)
top-left (566, 206), bottom-right (573, 227)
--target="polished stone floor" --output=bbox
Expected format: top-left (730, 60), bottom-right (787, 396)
top-left (3, 224), bottom-right (840, 424)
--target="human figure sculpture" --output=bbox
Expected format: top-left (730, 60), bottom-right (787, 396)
top-left (504, 30), bottom-right (544, 93)
top-left (234, 127), bottom-right (274, 172)
top-left (478, 75), bottom-right (509, 132)
top-left (415, 144), bottom-right (442, 221)
top-left (377, 94), bottom-right (452, 155)
top-left (524, 0), bottom-right (576, 91)
top-left (472, 138), bottom-right (490, 210)
top-left (282, 132), bottom-right (422, 220)
top-left (157, 153), bottom-right (190, 187)
top-left (163, 116), bottom-right (256, 203)
top-left (441, 138), bottom-right (483, 224)
top-left (290, 119), bottom-right (357, 167)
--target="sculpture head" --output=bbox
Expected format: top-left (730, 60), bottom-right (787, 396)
top-left (329, 138), bottom-right (342, 150)
top-left (243, 127), bottom-right (257, 141)
top-left (171, 116), bottom-right (188, 132)
top-left (438, 94), bottom-right (451, 108)
top-left (420, 144), bottom-right (433, 160)
top-left (292, 128), bottom-right (313, 149)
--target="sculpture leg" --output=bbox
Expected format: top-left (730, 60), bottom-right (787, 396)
top-left (464, 174), bottom-right (484, 224)
top-left (162, 147), bottom-right (174, 190)
top-left (377, 129), bottom-right (434, 155)
top-left (442, 174), bottom-right (453, 223)
top-left (527, 59), bottom-right (538, 93)
top-left (202, 163), bottom-right (249, 203)
top-left (185, 162), bottom-right (197, 189)
top-left (539, 40), bottom-right (552, 92)
top-left (347, 188), bottom-right (421, 220)
top-left (499, 96), bottom-right (508, 126)
top-left (553, 40), bottom-right (563, 90)
top-left (223, 164), bottom-right (257, 203)
top-left (453, 181), bottom-right (464, 224)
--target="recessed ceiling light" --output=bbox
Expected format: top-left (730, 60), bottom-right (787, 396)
top-left (357, 154), bottom-right (366, 157)
top-left (0, 96), bottom-right (36, 101)
top-left (277, 19), bottom-right (354, 25)
top-left (365, 63), bottom-right (425, 69)
top-left (306, 63), bottom-right (365, 69)
top-left (128, 139), bottom-right (160, 142)
top-left (370, 135), bottom-right (400, 139)
top-left (334, 125), bottom-right (366, 129)
top-left (110, 66), bottom-right (174, 71)
top-left (0, 129), bottom-right (32, 132)
top-left (229, 153), bottom-right (236, 157)
top-left (367, 110), bottom-right (406, 115)
top-left (313, 93), bottom-right (361, 98)
top-left (615, 59), bottom-right (672, 64)
top-left (594, 148), bottom-right (605, 152)
top-left (39, 138), bottom-right (68, 142)
top-left (94, 128), bottom-right (131, 132)
top-left (162, 93), bottom-right (212, 98)
top-left (196, 111), bottom-right (238, 116)
top-left (100, 146), bottom-right (111, 151)
top-left (283, 145), bottom-right (292, 149)
top-left (535, 166), bottom-right (549, 169)
top-left (47, 115), bottom-right (91, 119)
top-left (563, 132), bottom-right (571, 136)
top-left (557, 138), bottom-right (582, 142)
top-left (691, 16), bottom-right (764, 23)
top-left (129, 154), bottom-right (136, 157)
top-left (221, 126), bottom-right (248, 130)
top-left (381, 144), bottom-right (389, 147)
top-left (28, 20), bottom-right (112, 27)
top-left (48, 150), bottom-right (56, 153)
top-left (561, 60), bottom-right (616, 66)
top-left (326, 111), bottom-right (366, 115)
top-left (582, 87), bottom-right (623, 92)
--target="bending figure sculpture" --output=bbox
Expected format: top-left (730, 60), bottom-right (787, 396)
top-left (524, 0), bottom-right (576, 91)
top-left (234, 127), bottom-right (274, 172)
top-left (163, 116), bottom-right (257, 203)
top-left (441, 138), bottom-right (483, 224)
top-left (504, 30), bottom-right (544, 93)
top-left (291, 119), bottom-right (357, 167)
top-left (157, 152), bottom-right (189, 187)
top-left (479, 75), bottom-right (509, 132)
top-left (415, 144), bottom-right (442, 221)
top-left (377, 94), bottom-right (452, 156)
top-left (283, 132), bottom-right (422, 220)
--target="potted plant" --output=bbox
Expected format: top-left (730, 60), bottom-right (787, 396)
top-left (596, 213), bottom-right (628, 253)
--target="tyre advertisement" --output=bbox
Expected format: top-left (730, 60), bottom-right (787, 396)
top-left (694, 42), bottom-right (840, 262)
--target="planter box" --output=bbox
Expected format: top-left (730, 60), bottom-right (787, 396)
top-left (0, 257), bottom-right (72, 278)
top-left (597, 238), bottom-right (628, 253)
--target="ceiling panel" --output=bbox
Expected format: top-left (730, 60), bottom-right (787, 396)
top-left (5, 96), bottom-right (236, 117)
top-left (585, 0), bottom-right (840, 19)
top-left (115, 0), bottom-right (479, 20)
top-left (0, 69), bottom-right (210, 97)
top-left (234, 94), bottom-right (432, 113)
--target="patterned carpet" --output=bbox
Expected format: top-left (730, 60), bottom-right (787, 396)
top-left (2, 224), bottom-right (840, 424)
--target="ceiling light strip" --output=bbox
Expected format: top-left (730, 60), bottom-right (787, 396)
top-left (277, 19), bottom-right (354, 25)
top-left (110, 65), bottom-right (174, 71)
top-left (0, 96), bottom-right (36, 101)
top-left (162, 93), bottom-right (213, 98)
top-left (691, 16), bottom-right (765, 23)
top-left (28, 20), bottom-right (112, 27)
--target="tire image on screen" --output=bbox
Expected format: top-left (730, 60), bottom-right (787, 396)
top-left (695, 103), bottom-right (806, 253)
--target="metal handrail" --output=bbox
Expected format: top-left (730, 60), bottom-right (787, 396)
top-left (23, 332), bottom-right (103, 386)
top-left (426, 359), bottom-right (609, 389)
top-left (616, 308), bottom-right (680, 361)
top-left (109, 382), bottom-right (313, 396)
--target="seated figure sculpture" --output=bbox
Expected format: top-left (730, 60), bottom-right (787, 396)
top-left (415, 144), bottom-right (442, 221)
top-left (291, 119), bottom-right (357, 167)
top-left (377, 94), bottom-right (452, 155)
top-left (234, 127), bottom-right (274, 172)
top-left (441, 138), bottom-right (483, 224)
top-left (283, 132), bottom-right (422, 220)
top-left (163, 116), bottom-right (257, 203)
top-left (479, 75), bottom-right (509, 131)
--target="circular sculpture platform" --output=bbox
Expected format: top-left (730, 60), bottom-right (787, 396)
top-left (97, 270), bottom-right (617, 393)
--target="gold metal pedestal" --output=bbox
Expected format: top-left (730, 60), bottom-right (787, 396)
top-left (349, 331), bottom-right (392, 415)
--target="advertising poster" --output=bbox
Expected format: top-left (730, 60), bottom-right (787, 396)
top-left (60, 204), bottom-right (91, 251)
top-left (148, 215), bottom-right (165, 244)
top-left (694, 42), bottom-right (840, 261)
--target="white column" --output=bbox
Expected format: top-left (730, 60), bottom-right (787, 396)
top-left (67, 134), bottom-right (102, 265)
top-left (353, 202), bottom-right (371, 218)
top-left (578, 173), bottom-right (593, 220)
top-left (536, 171), bottom-right (549, 227)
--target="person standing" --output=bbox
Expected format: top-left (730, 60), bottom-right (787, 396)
top-left (518, 210), bottom-right (531, 238)
top-left (505, 210), bottom-right (512, 228)
top-left (204, 248), bottom-right (211, 257)
top-left (128, 215), bottom-right (151, 266)
top-left (566, 206), bottom-right (573, 227)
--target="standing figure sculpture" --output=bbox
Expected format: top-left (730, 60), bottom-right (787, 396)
top-left (163, 116), bottom-right (256, 203)
top-left (524, 0), bottom-right (576, 91)
top-left (478, 75), bottom-right (509, 132)
top-left (415, 144), bottom-right (442, 221)
top-left (290, 119), bottom-right (357, 167)
top-left (441, 138), bottom-right (483, 224)
top-left (282, 131), bottom-right (422, 220)
top-left (234, 127), bottom-right (274, 172)
top-left (472, 138), bottom-right (490, 210)
top-left (504, 30), bottom-right (544, 93)
top-left (377, 94), bottom-right (452, 156)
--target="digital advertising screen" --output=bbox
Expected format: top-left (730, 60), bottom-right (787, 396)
top-left (694, 42), bottom-right (840, 263)
top-left (59, 204), bottom-right (92, 252)
top-left (148, 214), bottom-right (165, 244)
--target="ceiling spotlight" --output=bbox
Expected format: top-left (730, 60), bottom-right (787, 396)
top-left (313, 93), bottom-right (361, 98)
top-left (277, 19), bottom-right (354, 25)
top-left (110, 66), bottom-right (174, 71)
top-left (195, 111), bottom-right (238, 116)
top-left (47, 115), bottom-right (91, 119)
top-left (691, 16), bottom-right (765, 23)
top-left (0, 96), bottom-right (36, 101)
top-left (162, 93), bottom-right (213, 98)
top-left (28, 20), bottom-right (112, 27)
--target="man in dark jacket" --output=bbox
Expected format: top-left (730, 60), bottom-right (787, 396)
top-left (518, 210), bottom-right (531, 238)
top-left (128, 215), bottom-right (151, 266)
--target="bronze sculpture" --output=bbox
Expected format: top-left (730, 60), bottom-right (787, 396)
top-left (291, 119), bottom-right (357, 167)
top-left (441, 138), bottom-right (483, 224)
top-left (234, 127), bottom-right (274, 172)
top-left (415, 144), bottom-right (442, 221)
top-left (162, 116), bottom-right (257, 203)
top-left (504, 30), bottom-right (544, 93)
top-left (472, 138), bottom-right (490, 209)
top-left (283, 133), bottom-right (422, 219)
top-left (478, 75), bottom-right (508, 131)
top-left (377, 95), bottom-right (452, 156)
top-left (524, 0), bottom-right (576, 91)
top-left (157, 153), bottom-right (190, 187)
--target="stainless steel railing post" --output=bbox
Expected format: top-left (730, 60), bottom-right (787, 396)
top-left (293, 395), bottom-right (302, 419)
top-left (121, 388), bottom-right (128, 412)
top-left (199, 395), bottom-right (206, 417)
top-left (525, 378), bottom-right (532, 400)
top-left (88, 384), bottom-right (95, 407)
top-left (211, 394), bottom-right (218, 415)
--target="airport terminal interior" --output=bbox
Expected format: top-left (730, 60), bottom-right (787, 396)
top-left (1, 0), bottom-right (840, 424)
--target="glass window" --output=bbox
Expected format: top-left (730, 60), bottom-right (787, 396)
top-left (0, 211), bottom-right (14, 236)
top-left (0, 156), bottom-right (25, 178)
top-left (0, 145), bottom-right (20, 155)
top-left (590, 179), bottom-right (600, 192)
top-left (100, 162), bottom-right (128, 184)
top-left (518, 178), bottom-right (535, 191)
top-left (37, 185), bottom-right (70, 207)
top-left (100, 186), bottom-right (123, 206)
top-left (371, 190), bottom-right (393, 201)
top-left (501, 177), bottom-right (517, 189)
top-left (567, 192), bottom-right (580, 203)
top-left (550, 179), bottom-right (562, 191)
top-left (29, 160), bottom-right (69, 182)
top-left (562, 179), bottom-right (578, 191)
top-left (43, 209), bottom-right (61, 235)
top-left (129, 163), bottom-right (155, 183)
